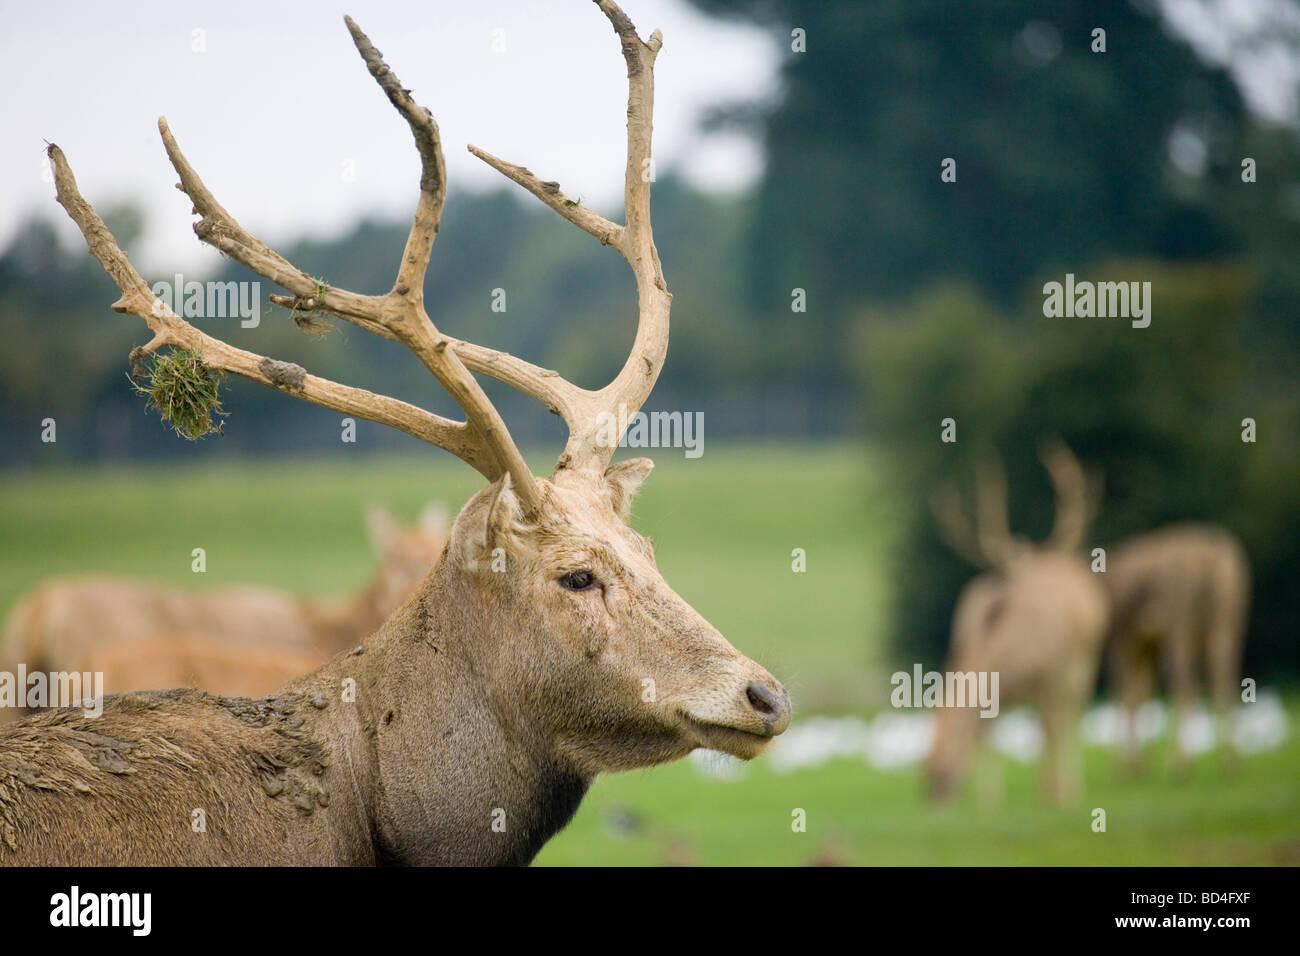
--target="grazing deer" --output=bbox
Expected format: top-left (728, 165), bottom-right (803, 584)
top-left (1103, 523), bottom-right (1251, 773)
top-left (3, 2), bottom-right (789, 865)
top-left (0, 504), bottom-right (447, 711)
top-left (926, 440), bottom-right (1110, 804)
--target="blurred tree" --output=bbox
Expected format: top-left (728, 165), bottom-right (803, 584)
top-left (0, 212), bottom-right (144, 461)
top-left (690, 0), bottom-right (1300, 418)
top-left (858, 262), bottom-right (1298, 676)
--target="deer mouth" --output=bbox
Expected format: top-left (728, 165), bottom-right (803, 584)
top-left (679, 714), bottom-right (775, 760)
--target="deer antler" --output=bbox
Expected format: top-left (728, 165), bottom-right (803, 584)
top-left (933, 440), bottom-right (1100, 567)
top-left (930, 451), bottom-right (1017, 570)
top-left (48, 146), bottom-right (499, 470)
top-left (930, 485), bottom-right (993, 570)
top-left (1039, 437), bottom-right (1101, 553)
top-left (973, 455), bottom-right (1016, 567)
top-left (49, 2), bottom-right (669, 513)
top-left (466, 0), bottom-right (671, 473)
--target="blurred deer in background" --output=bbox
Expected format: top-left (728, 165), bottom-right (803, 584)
top-left (3, 2), bottom-right (789, 865)
top-left (0, 504), bottom-right (447, 714)
top-left (1104, 523), bottom-right (1251, 774)
top-left (927, 439), bottom-right (1110, 804)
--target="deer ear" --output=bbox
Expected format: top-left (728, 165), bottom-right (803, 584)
top-left (366, 505), bottom-right (403, 555)
top-left (447, 477), bottom-right (525, 571)
top-left (484, 476), bottom-right (526, 549)
top-left (604, 457), bottom-right (654, 520)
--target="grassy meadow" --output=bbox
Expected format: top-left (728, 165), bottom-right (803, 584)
top-left (0, 442), bottom-right (1295, 865)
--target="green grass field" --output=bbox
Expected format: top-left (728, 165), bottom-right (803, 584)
top-left (536, 739), bottom-right (1300, 866)
top-left (1, 442), bottom-right (1295, 865)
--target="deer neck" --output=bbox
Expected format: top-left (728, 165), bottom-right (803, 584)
top-left (303, 561), bottom-right (589, 866)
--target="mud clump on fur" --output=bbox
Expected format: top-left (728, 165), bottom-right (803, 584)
top-left (65, 730), bottom-right (135, 774)
top-left (243, 741), bottom-right (329, 814)
top-left (237, 701), bottom-right (330, 816)
top-left (217, 693), bottom-right (305, 727)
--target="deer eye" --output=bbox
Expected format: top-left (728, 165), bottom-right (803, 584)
top-left (559, 570), bottom-right (597, 591)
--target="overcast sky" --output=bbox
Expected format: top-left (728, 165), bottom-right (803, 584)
top-left (0, 0), bottom-right (779, 273)
top-left (3, 0), bottom-right (1296, 277)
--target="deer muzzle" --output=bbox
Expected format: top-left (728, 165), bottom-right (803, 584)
top-left (677, 663), bottom-right (791, 759)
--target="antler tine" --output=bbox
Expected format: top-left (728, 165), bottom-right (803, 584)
top-left (158, 118), bottom-right (391, 339)
top-left (580, 0), bottom-right (671, 472)
top-left (343, 16), bottom-right (444, 303)
top-left (1039, 437), bottom-right (1094, 553)
top-left (48, 144), bottom-right (496, 476)
top-left (338, 16), bottom-right (544, 511)
top-left (930, 485), bottom-right (993, 570)
top-left (973, 454), bottom-right (1015, 567)
top-left (467, 0), bottom-right (672, 474)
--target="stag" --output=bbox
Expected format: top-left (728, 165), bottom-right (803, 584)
top-left (1104, 523), bottom-right (1251, 773)
top-left (0, 505), bottom-right (446, 710)
top-left (3, 2), bottom-right (790, 865)
top-left (926, 440), bottom-right (1110, 804)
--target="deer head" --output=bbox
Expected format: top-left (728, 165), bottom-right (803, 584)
top-left (436, 462), bottom-right (788, 775)
top-left (47, 0), bottom-right (789, 807)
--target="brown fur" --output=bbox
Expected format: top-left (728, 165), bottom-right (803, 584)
top-left (1104, 522), bottom-right (1251, 771)
top-left (0, 506), bottom-right (445, 711)
top-left (0, 464), bottom-right (790, 865)
top-left (927, 441), bottom-right (1110, 804)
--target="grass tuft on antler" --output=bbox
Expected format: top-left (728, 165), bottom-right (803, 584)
top-left (129, 348), bottom-right (228, 440)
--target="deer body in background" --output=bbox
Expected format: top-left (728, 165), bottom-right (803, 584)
top-left (1104, 522), bottom-right (1251, 772)
top-left (3, 2), bottom-right (789, 865)
top-left (0, 505), bottom-right (447, 711)
top-left (927, 441), bottom-right (1110, 804)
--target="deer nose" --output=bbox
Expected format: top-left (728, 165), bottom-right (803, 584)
top-left (745, 680), bottom-right (791, 735)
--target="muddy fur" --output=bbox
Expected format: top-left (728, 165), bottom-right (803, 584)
top-left (0, 689), bottom-right (367, 865)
